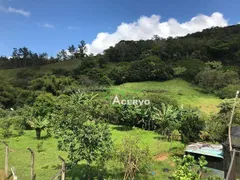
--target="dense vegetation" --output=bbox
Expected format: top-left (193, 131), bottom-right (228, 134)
top-left (0, 24), bottom-right (240, 179)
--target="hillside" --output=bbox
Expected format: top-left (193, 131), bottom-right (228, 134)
top-left (0, 59), bottom-right (81, 78)
top-left (107, 79), bottom-right (221, 114)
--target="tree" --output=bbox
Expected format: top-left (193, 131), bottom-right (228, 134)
top-left (206, 99), bottom-right (240, 141)
top-left (196, 63), bottom-right (239, 94)
top-left (76, 40), bottom-right (87, 58)
top-left (57, 49), bottom-right (69, 61)
top-left (0, 75), bottom-right (18, 108)
top-left (153, 103), bottom-right (179, 135)
top-left (178, 108), bottom-right (205, 143)
top-left (68, 44), bottom-right (76, 54)
top-left (29, 75), bottom-right (78, 95)
top-left (54, 92), bottom-right (113, 166)
top-left (27, 93), bottom-right (56, 139)
top-left (127, 56), bottom-right (173, 82)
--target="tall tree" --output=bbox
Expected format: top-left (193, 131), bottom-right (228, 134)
top-left (57, 49), bottom-right (69, 61)
top-left (76, 40), bottom-right (87, 58)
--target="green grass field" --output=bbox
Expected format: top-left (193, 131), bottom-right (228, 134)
top-left (105, 79), bottom-right (221, 114)
top-left (0, 125), bottom-right (184, 180)
top-left (0, 59), bottom-right (81, 79)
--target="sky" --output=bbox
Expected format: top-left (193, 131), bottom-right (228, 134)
top-left (0, 0), bottom-right (240, 56)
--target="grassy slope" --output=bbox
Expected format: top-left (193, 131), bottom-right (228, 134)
top-left (0, 59), bottom-right (81, 79)
top-left (0, 125), bottom-right (183, 180)
top-left (1, 59), bottom-right (222, 114)
top-left (107, 79), bottom-right (221, 114)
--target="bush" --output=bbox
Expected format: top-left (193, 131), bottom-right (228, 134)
top-left (52, 68), bottom-right (71, 77)
top-left (173, 155), bottom-right (208, 180)
top-left (177, 59), bottom-right (205, 81)
top-left (127, 56), bottom-right (173, 82)
top-left (171, 130), bottom-right (181, 141)
top-left (178, 108), bottom-right (205, 143)
top-left (218, 84), bottom-right (240, 98)
top-left (0, 118), bottom-right (12, 138)
top-left (114, 137), bottom-right (152, 179)
top-left (206, 99), bottom-right (240, 142)
top-left (98, 75), bottom-right (113, 86)
top-left (108, 66), bottom-right (128, 85)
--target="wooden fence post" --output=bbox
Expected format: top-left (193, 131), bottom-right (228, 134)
top-left (27, 148), bottom-right (35, 180)
top-left (58, 156), bottom-right (66, 180)
top-left (2, 141), bottom-right (9, 178)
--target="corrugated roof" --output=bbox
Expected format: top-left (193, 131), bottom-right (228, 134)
top-left (185, 143), bottom-right (223, 158)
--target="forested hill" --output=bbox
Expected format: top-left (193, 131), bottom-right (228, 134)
top-left (1, 24), bottom-right (240, 109)
top-left (1, 24), bottom-right (240, 70)
top-left (103, 24), bottom-right (240, 66)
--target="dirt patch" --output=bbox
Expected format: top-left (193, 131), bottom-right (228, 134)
top-left (155, 153), bottom-right (169, 161)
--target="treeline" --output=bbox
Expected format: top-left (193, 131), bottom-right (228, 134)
top-left (102, 25), bottom-right (240, 66)
top-left (0, 47), bottom-right (58, 69)
top-left (2, 25), bottom-right (240, 69)
top-left (0, 40), bottom-right (87, 69)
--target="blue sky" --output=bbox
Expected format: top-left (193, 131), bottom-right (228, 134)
top-left (0, 0), bottom-right (239, 56)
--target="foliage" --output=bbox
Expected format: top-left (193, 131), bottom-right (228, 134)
top-left (206, 98), bottom-right (240, 141)
top-left (54, 92), bottom-right (113, 166)
top-left (29, 75), bottom-right (79, 95)
top-left (173, 66), bottom-right (187, 77)
top-left (218, 84), bottom-right (240, 99)
top-left (14, 69), bottom-right (37, 88)
top-left (173, 155), bottom-right (208, 180)
top-left (177, 59), bottom-right (205, 80)
top-left (0, 108), bottom-right (26, 138)
top-left (153, 103), bottom-right (179, 134)
top-left (26, 93), bottom-right (56, 139)
top-left (114, 104), bottom-right (142, 128)
top-left (171, 130), bottom-right (182, 141)
top-left (1, 47), bottom-right (58, 69)
top-left (127, 56), bottom-right (174, 82)
top-left (196, 62), bottom-right (239, 95)
top-left (108, 65), bottom-right (128, 85)
top-left (115, 136), bottom-right (152, 180)
top-left (178, 108), bottom-right (205, 143)
top-left (52, 68), bottom-right (71, 77)
top-left (0, 75), bottom-right (18, 108)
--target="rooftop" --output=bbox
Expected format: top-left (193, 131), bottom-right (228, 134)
top-left (185, 142), bottom-right (223, 158)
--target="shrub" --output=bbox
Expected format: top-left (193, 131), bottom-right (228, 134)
top-left (0, 118), bottom-right (12, 138)
top-left (218, 84), bottom-right (240, 98)
top-left (178, 108), bottom-right (205, 143)
top-left (173, 155), bottom-right (208, 180)
top-left (171, 130), bottom-right (181, 141)
top-left (115, 137), bottom-right (152, 179)
top-left (52, 68), bottom-right (70, 77)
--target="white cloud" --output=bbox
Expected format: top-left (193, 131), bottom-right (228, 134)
top-left (87, 12), bottom-right (228, 55)
top-left (43, 23), bottom-right (54, 28)
top-left (0, 5), bottom-right (30, 17)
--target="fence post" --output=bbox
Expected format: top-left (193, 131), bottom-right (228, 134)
top-left (2, 141), bottom-right (9, 178)
top-left (27, 147), bottom-right (35, 180)
top-left (58, 156), bottom-right (65, 180)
